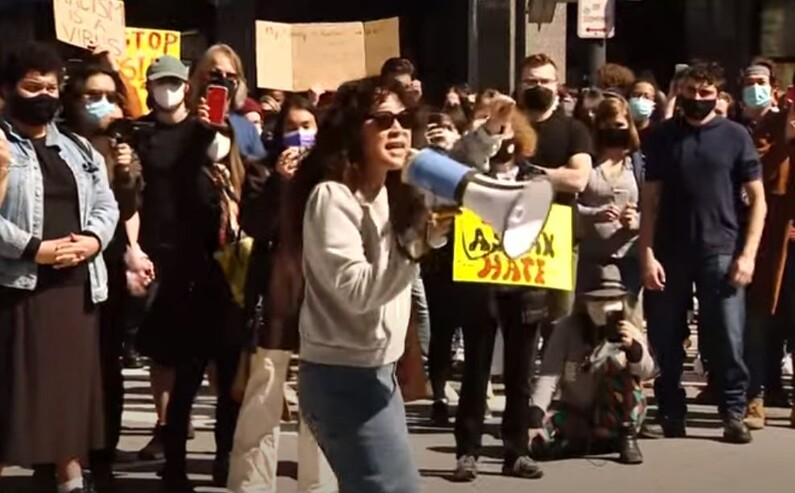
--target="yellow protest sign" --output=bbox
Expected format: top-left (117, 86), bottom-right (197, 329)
top-left (119, 28), bottom-right (181, 113)
top-left (452, 204), bottom-right (574, 291)
top-left (53, 0), bottom-right (127, 58)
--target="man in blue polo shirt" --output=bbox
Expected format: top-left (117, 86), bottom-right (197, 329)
top-left (639, 62), bottom-right (767, 443)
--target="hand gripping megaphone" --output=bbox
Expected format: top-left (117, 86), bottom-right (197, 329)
top-left (403, 149), bottom-right (554, 259)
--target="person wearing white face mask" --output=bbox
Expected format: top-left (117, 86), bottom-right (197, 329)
top-left (527, 263), bottom-right (655, 466)
top-left (130, 55), bottom-right (232, 484)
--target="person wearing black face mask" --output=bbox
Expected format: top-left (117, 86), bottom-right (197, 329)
top-left (577, 97), bottom-right (644, 304)
top-left (0, 43), bottom-right (120, 493)
top-left (640, 62), bottom-right (767, 444)
top-left (517, 54), bottom-right (594, 374)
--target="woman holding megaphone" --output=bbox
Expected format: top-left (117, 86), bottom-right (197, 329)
top-left (284, 77), bottom-right (470, 493)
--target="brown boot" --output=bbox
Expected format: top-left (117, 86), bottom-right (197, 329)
top-left (744, 398), bottom-right (765, 430)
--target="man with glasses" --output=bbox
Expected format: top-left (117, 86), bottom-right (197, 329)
top-left (517, 53), bottom-right (593, 376)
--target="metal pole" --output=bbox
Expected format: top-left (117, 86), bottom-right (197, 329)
top-left (468, 0), bottom-right (479, 89)
top-left (587, 39), bottom-right (606, 86)
top-left (514, 0), bottom-right (527, 95)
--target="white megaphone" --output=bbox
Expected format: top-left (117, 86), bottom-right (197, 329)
top-left (403, 149), bottom-right (554, 259)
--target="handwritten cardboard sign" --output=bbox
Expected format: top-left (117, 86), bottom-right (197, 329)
top-left (119, 28), bottom-right (181, 112)
top-left (452, 205), bottom-right (574, 291)
top-left (255, 17), bottom-right (400, 91)
top-left (53, 0), bottom-right (126, 58)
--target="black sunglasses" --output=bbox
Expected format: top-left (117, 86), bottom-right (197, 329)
top-left (369, 111), bottom-right (414, 131)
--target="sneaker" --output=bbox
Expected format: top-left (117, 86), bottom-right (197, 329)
top-left (616, 423), bottom-right (643, 465)
top-left (138, 425), bottom-right (165, 461)
top-left (743, 398), bottom-right (765, 430)
top-left (660, 420), bottom-right (687, 438)
top-left (502, 456), bottom-right (543, 479)
top-left (638, 421), bottom-right (663, 439)
top-left (723, 418), bottom-right (752, 444)
top-left (430, 400), bottom-right (450, 427)
top-left (451, 455), bottom-right (478, 483)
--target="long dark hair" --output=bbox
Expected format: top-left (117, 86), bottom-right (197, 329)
top-left (61, 57), bottom-right (128, 138)
top-left (266, 94), bottom-right (318, 159)
top-left (285, 76), bottom-right (426, 256)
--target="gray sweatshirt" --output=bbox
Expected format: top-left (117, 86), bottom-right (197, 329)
top-left (298, 128), bottom-right (501, 368)
top-left (529, 314), bottom-right (656, 417)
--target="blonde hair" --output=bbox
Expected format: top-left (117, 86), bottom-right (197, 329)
top-left (189, 44), bottom-right (249, 112)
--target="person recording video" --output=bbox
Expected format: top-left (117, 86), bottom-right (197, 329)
top-left (60, 53), bottom-right (151, 485)
top-left (528, 263), bottom-right (656, 465)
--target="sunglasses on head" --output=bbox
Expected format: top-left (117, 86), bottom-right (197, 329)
top-left (369, 111), bottom-right (414, 131)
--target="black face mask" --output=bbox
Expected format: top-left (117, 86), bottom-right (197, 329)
top-left (522, 86), bottom-right (555, 112)
top-left (209, 72), bottom-right (238, 100)
top-left (679, 96), bottom-right (716, 121)
top-left (7, 93), bottom-right (61, 126)
top-left (597, 127), bottom-right (631, 149)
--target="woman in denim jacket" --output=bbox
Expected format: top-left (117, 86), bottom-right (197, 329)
top-left (0, 44), bottom-right (119, 493)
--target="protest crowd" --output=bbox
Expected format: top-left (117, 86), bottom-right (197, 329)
top-left (0, 5), bottom-right (794, 493)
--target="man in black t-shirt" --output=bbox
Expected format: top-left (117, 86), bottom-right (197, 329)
top-left (519, 53), bottom-right (593, 201)
top-left (517, 54), bottom-right (594, 342)
top-left (639, 62), bottom-right (767, 444)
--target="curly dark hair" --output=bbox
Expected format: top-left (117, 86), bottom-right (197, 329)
top-left (0, 42), bottom-right (64, 90)
top-left (685, 61), bottom-right (725, 89)
top-left (61, 57), bottom-right (128, 138)
top-left (286, 76), bottom-right (426, 255)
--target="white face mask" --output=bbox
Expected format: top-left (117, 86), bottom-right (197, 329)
top-left (152, 83), bottom-right (185, 110)
top-left (585, 299), bottom-right (624, 326)
top-left (207, 132), bottom-right (232, 162)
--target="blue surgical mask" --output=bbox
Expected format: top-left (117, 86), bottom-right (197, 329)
top-left (742, 84), bottom-right (772, 110)
top-left (84, 97), bottom-right (117, 123)
top-left (283, 128), bottom-right (317, 149)
top-left (628, 97), bottom-right (654, 120)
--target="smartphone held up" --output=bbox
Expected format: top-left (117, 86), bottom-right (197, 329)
top-left (206, 85), bottom-right (228, 126)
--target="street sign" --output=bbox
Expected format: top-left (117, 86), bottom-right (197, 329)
top-left (577, 0), bottom-right (616, 39)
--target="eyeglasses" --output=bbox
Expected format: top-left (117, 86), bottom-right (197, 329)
top-left (368, 111), bottom-right (414, 131)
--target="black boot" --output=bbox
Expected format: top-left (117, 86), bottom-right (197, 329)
top-left (430, 400), bottom-right (450, 427)
top-left (616, 423), bottom-right (643, 465)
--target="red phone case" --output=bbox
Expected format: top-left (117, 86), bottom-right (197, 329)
top-left (206, 85), bottom-right (228, 125)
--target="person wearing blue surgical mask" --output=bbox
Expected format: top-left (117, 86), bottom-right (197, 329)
top-left (742, 65), bottom-right (774, 115)
top-left (228, 93), bottom-right (337, 493)
top-left (628, 80), bottom-right (658, 146)
top-left (61, 57), bottom-right (150, 484)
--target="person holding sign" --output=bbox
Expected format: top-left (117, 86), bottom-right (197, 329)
top-left (285, 77), bottom-right (454, 493)
top-left (576, 95), bottom-right (644, 301)
top-left (0, 43), bottom-right (120, 493)
top-left (528, 264), bottom-right (655, 465)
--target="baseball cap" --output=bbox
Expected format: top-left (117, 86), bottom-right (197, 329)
top-left (146, 55), bottom-right (189, 82)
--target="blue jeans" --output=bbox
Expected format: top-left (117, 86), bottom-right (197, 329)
top-left (299, 362), bottom-right (420, 493)
top-left (646, 254), bottom-right (749, 422)
top-left (411, 276), bottom-right (431, 360)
